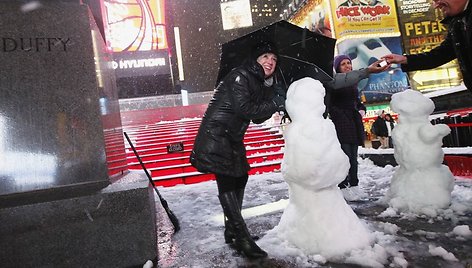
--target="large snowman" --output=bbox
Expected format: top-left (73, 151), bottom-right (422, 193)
top-left (385, 89), bottom-right (454, 215)
top-left (272, 78), bottom-right (372, 258)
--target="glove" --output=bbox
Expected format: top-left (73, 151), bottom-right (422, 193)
top-left (281, 112), bottom-right (292, 123)
top-left (272, 95), bottom-right (286, 112)
top-left (323, 111), bottom-right (329, 119)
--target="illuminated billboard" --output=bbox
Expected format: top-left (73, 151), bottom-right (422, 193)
top-left (102, 0), bottom-right (168, 52)
top-left (395, 0), bottom-right (462, 91)
top-left (337, 37), bottom-right (410, 103)
top-left (111, 50), bottom-right (169, 78)
top-left (220, 0), bottom-right (253, 30)
top-left (331, 0), bottom-right (400, 40)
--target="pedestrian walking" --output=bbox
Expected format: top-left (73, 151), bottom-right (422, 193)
top-left (372, 110), bottom-right (389, 149)
top-left (385, 113), bottom-right (396, 148)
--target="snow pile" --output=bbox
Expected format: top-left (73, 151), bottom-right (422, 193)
top-left (452, 225), bottom-right (472, 237)
top-left (154, 156), bottom-right (472, 267)
top-left (428, 245), bottom-right (458, 262)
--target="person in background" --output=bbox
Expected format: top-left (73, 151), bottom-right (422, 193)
top-left (382, 0), bottom-right (472, 94)
top-left (372, 110), bottom-right (389, 149)
top-left (385, 113), bottom-right (396, 148)
top-left (190, 41), bottom-right (285, 259)
top-left (328, 54), bottom-right (386, 201)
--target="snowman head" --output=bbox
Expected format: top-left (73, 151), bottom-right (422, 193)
top-left (286, 78), bottom-right (326, 121)
top-left (390, 89), bottom-right (434, 120)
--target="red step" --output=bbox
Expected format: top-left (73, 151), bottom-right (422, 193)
top-left (126, 136), bottom-right (284, 158)
top-left (131, 126), bottom-right (278, 144)
top-left (133, 150), bottom-right (284, 177)
top-left (151, 160), bottom-right (282, 187)
top-left (445, 155), bottom-right (472, 178)
top-left (126, 140), bottom-right (284, 162)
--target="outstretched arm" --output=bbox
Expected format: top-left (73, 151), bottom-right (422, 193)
top-left (323, 69), bottom-right (368, 89)
top-left (383, 36), bottom-right (455, 72)
top-left (382, 54), bottom-right (407, 64)
top-left (324, 59), bottom-right (390, 89)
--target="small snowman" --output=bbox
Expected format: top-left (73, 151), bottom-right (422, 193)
top-left (272, 78), bottom-right (372, 258)
top-left (385, 89), bottom-right (454, 215)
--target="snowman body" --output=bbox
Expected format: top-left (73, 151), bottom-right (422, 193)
top-left (275, 78), bottom-right (372, 258)
top-left (387, 89), bottom-right (454, 213)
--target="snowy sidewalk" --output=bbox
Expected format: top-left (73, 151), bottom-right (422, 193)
top-left (153, 159), bottom-right (472, 268)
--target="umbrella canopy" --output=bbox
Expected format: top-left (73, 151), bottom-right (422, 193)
top-left (216, 20), bottom-right (337, 88)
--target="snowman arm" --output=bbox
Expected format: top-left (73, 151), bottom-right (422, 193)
top-left (435, 124), bottom-right (451, 136)
top-left (419, 124), bottom-right (451, 142)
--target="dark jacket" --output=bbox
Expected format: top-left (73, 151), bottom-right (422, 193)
top-left (372, 116), bottom-right (388, 137)
top-left (324, 69), bottom-right (370, 90)
top-left (190, 60), bottom-right (279, 177)
top-left (386, 119), bottom-right (395, 136)
top-left (329, 84), bottom-right (366, 145)
top-left (401, 4), bottom-right (472, 92)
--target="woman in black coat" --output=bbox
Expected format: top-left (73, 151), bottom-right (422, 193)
top-left (329, 54), bottom-right (367, 199)
top-left (190, 41), bottom-right (285, 259)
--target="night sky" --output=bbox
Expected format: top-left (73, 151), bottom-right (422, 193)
top-left (167, 0), bottom-right (285, 93)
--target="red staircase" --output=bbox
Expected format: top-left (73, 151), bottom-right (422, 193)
top-left (123, 118), bottom-right (284, 187)
top-left (103, 128), bottom-right (128, 178)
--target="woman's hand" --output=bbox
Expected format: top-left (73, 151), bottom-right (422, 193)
top-left (367, 59), bottom-right (391, 74)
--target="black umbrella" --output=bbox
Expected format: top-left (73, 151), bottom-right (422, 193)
top-left (216, 20), bottom-right (337, 88)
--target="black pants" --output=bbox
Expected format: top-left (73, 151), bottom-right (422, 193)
top-left (338, 143), bottom-right (359, 188)
top-left (215, 174), bottom-right (249, 195)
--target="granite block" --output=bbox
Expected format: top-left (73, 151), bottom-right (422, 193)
top-left (0, 1), bottom-right (126, 195)
top-left (0, 177), bottom-right (157, 267)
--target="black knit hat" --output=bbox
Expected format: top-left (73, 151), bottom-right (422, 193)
top-left (251, 41), bottom-right (279, 60)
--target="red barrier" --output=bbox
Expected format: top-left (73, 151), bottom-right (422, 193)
top-left (444, 155), bottom-right (472, 179)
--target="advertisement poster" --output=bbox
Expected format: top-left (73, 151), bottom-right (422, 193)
top-left (220, 0), bottom-right (253, 30)
top-left (337, 36), bottom-right (409, 103)
top-left (395, 0), bottom-right (462, 91)
top-left (291, 0), bottom-right (333, 38)
top-left (396, 0), bottom-right (444, 55)
top-left (331, 0), bottom-right (400, 40)
top-left (103, 0), bottom-right (168, 52)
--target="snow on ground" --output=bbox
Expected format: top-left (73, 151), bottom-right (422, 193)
top-left (151, 158), bottom-right (472, 267)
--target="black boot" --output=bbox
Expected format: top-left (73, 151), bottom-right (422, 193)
top-left (224, 188), bottom-right (243, 243)
top-left (224, 188), bottom-right (259, 243)
top-left (224, 215), bottom-right (233, 244)
top-left (219, 191), bottom-right (267, 259)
